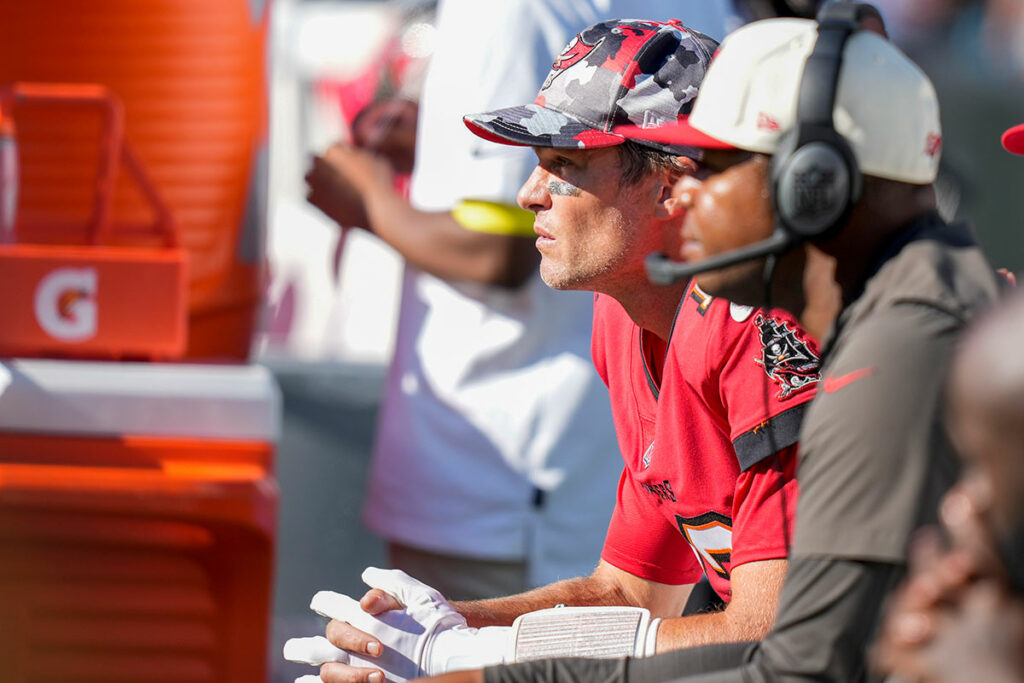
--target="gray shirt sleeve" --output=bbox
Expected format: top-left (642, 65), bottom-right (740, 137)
top-left (665, 557), bottom-right (905, 683)
top-left (482, 557), bottom-right (904, 683)
top-left (794, 302), bottom-right (962, 562)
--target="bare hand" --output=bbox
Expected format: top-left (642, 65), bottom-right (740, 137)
top-left (305, 143), bottom-right (395, 230)
top-left (874, 575), bottom-right (1024, 683)
top-left (871, 496), bottom-right (1024, 683)
top-left (872, 528), bottom-right (970, 679)
top-left (351, 98), bottom-right (418, 175)
top-left (940, 477), bottom-right (1006, 581)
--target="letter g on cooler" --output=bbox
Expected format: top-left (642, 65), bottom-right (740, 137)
top-left (34, 267), bottom-right (98, 341)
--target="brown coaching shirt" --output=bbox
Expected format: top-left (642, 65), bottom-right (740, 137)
top-left (795, 214), bottom-right (1000, 563)
top-left (485, 214), bottom-right (1003, 683)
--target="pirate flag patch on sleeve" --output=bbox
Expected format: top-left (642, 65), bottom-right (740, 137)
top-left (753, 314), bottom-right (820, 400)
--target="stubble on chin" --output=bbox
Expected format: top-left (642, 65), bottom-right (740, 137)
top-left (538, 210), bottom-right (636, 292)
top-left (538, 258), bottom-right (580, 290)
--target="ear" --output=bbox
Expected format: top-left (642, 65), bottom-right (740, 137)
top-left (657, 182), bottom-right (684, 219)
top-left (654, 156), bottom-right (696, 219)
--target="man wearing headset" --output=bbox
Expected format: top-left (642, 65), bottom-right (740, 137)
top-left (418, 5), bottom-right (1003, 683)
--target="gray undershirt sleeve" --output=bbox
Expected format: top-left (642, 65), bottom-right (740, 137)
top-left (484, 657), bottom-right (629, 683)
top-left (663, 557), bottom-right (905, 683)
top-left (483, 557), bottom-right (904, 683)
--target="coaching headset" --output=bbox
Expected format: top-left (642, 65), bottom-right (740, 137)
top-left (645, 2), bottom-right (882, 286)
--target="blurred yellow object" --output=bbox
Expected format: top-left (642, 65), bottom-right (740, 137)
top-left (452, 198), bottom-right (536, 236)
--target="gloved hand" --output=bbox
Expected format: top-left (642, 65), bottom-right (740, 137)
top-left (283, 567), bottom-right (511, 683)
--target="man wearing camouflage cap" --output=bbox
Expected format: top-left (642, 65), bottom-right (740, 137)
top-left (285, 17), bottom-right (824, 683)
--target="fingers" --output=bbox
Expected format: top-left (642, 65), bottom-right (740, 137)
top-left (284, 635), bottom-right (349, 666)
top-left (907, 525), bottom-right (946, 572)
top-left (326, 618), bottom-right (383, 659)
top-left (886, 601), bottom-right (938, 647)
top-left (319, 661), bottom-right (386, 683)
top-left (362, 567), bottom-right (438, 607)
top-left (361, 588), bottom-right (404, 615)
top-left (941, 480), bottom-right (1006, 578)
top-left (309, 592), bottom-right (385, 659)
top-left (872, 582), bottom-right (941, 678)
top-left (311, 591), bottom-right (364, 621)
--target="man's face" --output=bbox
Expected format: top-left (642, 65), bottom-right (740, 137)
top-left (675, 152), bottom-right (777, 303)
top-left (518, 146), bottom-right (674, 293)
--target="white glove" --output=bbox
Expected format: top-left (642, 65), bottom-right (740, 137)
top-left (283, 567), bottom-right (510, 682)
top-left (282, 635), bottom-right (346, 665)
top-left (283, 567), bottom-right (661, 682)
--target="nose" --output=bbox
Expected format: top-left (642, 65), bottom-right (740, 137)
top-left (518, 166), bottom-right (551, 213)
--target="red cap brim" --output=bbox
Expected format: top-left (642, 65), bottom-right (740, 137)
top-left (614, 116), bottom-right (735, 150)
top-left (1002, 123), bottom-right (1024, 155)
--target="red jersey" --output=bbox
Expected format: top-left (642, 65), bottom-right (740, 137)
top-left (593, 282), bottom-right (819, 601)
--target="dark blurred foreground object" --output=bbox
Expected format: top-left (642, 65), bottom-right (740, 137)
top-left (734, 0), bottom-right (822, 19)
top-left (873, 289), bottom-right (1024, 683)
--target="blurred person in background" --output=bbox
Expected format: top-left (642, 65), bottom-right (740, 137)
top-left (871, 0), bottom-right (1024, 79)
top-left (303, 0), bottom-right (735, 604)
top-left (869, 0), bottom-right (1024, 282)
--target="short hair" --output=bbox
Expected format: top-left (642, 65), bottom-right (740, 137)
top-left (616, 141), bottom-right (685, 185)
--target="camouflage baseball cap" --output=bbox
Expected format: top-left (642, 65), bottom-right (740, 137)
top-left (463, 19), bottom-right (718, 154)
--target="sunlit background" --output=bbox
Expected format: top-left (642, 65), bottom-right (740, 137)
top-left (0, 1), bottom-right (1021, 681)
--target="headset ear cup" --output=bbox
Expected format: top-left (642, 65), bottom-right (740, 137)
top-left (773, 129), bottom-right (859, 240)
top-left (771, 129), bottom-right (800, 229)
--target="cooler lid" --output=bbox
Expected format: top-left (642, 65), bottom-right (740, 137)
top-left (0, 359), bottom-right (281, 441)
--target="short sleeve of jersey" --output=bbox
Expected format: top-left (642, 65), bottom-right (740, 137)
top-left (794, 303), bottom-right (962, 562)
top-left (602, 468), bottom-right (704, 585)
top-left (730, 444), bottom-right (799, 569)
top-left (711, 306), bottom-right (820, 472)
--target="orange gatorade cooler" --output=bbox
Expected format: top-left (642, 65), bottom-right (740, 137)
top-left (0, 359), bottom-right (280, 682)
top-left (0, 0), bottom-right (271, 360)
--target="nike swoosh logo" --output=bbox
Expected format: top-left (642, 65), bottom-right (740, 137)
top-left (822, 366), bottom-right (876, 393)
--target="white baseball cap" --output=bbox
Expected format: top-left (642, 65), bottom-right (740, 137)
top-left (617, 18), bottom-right (943, 184)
